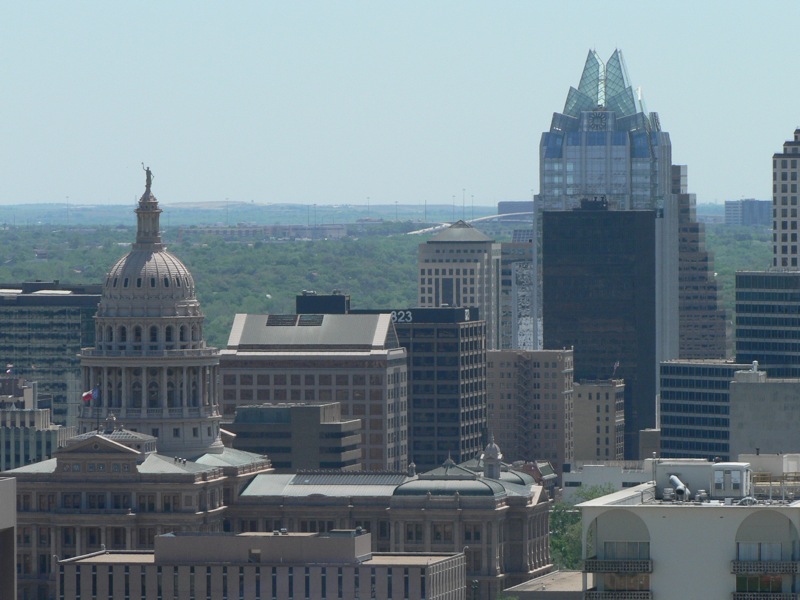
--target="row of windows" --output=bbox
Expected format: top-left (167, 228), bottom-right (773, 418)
top-left (107, 274), bottom-right (190, 289)
top-left (223, 373), bottom-right (392, 386)
top-left (661, 415), bottom-right (728, 428)
top-left (660, 402), bottom-right (730, 415)
top-left (662, 427), bottom-right (729, 440)
top-left (661, 439), bottom-right (729, 452)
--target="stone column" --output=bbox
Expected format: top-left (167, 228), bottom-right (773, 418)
top-left (161, 367), bottom-right (168, 414)
top-left (122, 368), bottom-right (129, 413)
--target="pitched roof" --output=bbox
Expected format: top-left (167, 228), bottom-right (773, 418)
top-left (241, 471), bottom-right (410, 498)
top-left (226, 313), bottom-right (398, 351)
top-left (427, 220), bottom-right (494, 243)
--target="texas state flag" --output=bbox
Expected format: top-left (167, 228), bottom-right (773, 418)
top-left (82, 387), bottom-right (99, 404)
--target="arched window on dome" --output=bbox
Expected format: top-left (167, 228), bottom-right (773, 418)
top-left (167, 382), bottom-right (176, 407)
top-left (179, 325), bottom-right (187, 343)
top-left (148, 381), bottom-right (160, 408)
top-left (165, 326), bottom-right (174, 343)
top-left (132, 382), bottom-right (142, 408)
top-left (106, 326), bottom-right (114, 343)
top-left (115, 381), bottom-right (122, 409)
top-left (149, 326), bottom-right (158, 343)
top-left (119, 326), bottom-right (127, 343)
top-left (191, 325), bottom-right (199, 342)
top-left (163, 277), bottom-right (170, 288)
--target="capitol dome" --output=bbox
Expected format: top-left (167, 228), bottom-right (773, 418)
top-left (97, 186), bottom-right (200, 319)
top-left (80, 167), bottom-right (223, 458)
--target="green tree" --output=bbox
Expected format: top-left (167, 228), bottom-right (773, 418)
top-left (549, 483), bottom-right (615, 569)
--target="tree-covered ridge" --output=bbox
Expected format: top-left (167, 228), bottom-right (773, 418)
top-left (0, 221), bottom-right (771, 348)
top-left (0, 226), bottom-right (423, 347)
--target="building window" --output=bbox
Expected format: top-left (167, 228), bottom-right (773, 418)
top-left (405, 524), bottom-right (423, 544)
top-left (432, 523), bottom-right (453, 544)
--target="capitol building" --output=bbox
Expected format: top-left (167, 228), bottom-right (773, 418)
top-left (6, 172), bottom-right (272, 600)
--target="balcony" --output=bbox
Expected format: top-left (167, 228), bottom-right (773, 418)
top-left (81, 347), bottom-right (218, 358)
top-left (80, 406), bottom-right (214, 420)
top-left (732, 594), bottom-right (799, 600)
top-left (585, 591), bottom-right (652, 600)
top-left (732, 561), bottom-right (800, 575)
top-left (584, 559), bottom-right (653, 574)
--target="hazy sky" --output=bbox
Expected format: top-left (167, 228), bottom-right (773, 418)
top-left (2, 2), bottom-right (798, 206)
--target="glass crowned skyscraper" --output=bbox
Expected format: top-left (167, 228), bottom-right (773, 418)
top-left (537, 49), bottom-right (673, 212)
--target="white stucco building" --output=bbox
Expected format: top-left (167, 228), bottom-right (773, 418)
top-left (578, 458), bottom-right (800, 598)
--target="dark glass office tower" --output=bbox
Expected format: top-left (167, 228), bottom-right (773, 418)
top-left (543, 201), bottom-right (658, 458)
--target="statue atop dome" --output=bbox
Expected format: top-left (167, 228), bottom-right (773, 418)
top-left (142, 163), bottom-right (154, 194)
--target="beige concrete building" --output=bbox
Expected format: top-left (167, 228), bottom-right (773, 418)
top-left (220, 312), bottom-right (408, 471)
top-left (227, 402), bottom-right (362, 472)
top-left (577, 458), bottom-right (800, 598)
top-left (0, 476), bottom-right (16, 599)
top-left (674, 165), bottom-right (728, 359)
top-left (772, 128), bottom-right (800, 268)
top-left (57, 529), bottom-right (465, 600)
top-left (729, 366), bottom-right (800, 458)
top-left (0, 407), bottom-right (75, 471)
top-left (504, 570), bottom-right (583, 599)
top-left (572, 379), bottom-right (624, 462)
top-left (487, 349), bottom-right (573, 473)
top-left (231, 441), bottom-right (552, 599)
top-left (418, 220), bottom-right (501, 350)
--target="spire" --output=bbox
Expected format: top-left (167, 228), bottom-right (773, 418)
top-left (134, 165), bottom-right (164, 251)
top-left (562, 49), bottom-right (648, 120)
top-left (577, 49), bottom-right (604, 107)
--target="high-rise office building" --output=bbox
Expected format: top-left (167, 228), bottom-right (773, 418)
top-left (536, 50), bottom-right (741, 457)
top-left (572, 378), bottom-right (624, 462)
top-left (418, 221), bottom-right (501, 350)
top-left (725, 199), bottom-right (771, 227)
top-left (351, 307), bottom-right (487, 472)
top-left (220, 312), bottom-right (408, 472)
top-left (0, 281), bottom-right (101, 425)
top-left (543, 202), bottom-right (664, 458)
top-left (658, 359), bottom-right (749, 461)
top-left (487, 348), bottom-right (573, 472)
top-left (734, 129), bottom-right (800, 377)
top-left (536, 49), bottom-right (673, 213)
top-left (772, 129), bottom-right (800, 267)
top-left (735, 270), bottom-right (800, 378)
top-left (500, 231), bottom-right (536, 350)
top-left (673, 165), bottom-right (728, 359)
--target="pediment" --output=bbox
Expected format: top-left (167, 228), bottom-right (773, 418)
top-left (57, 434), bottom-right (140, 457)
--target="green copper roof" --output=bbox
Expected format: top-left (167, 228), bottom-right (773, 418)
top-left (563, 49), bottom-right (647, 120)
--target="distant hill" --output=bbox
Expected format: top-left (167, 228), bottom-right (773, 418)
top-left (0, 202), bottom-right (498, 228)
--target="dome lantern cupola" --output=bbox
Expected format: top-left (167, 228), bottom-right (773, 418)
top-left (134, 165), bottom-right (164, 251)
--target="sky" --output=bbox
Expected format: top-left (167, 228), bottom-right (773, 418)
top-left (1, 2), bottom-right (798, 207)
